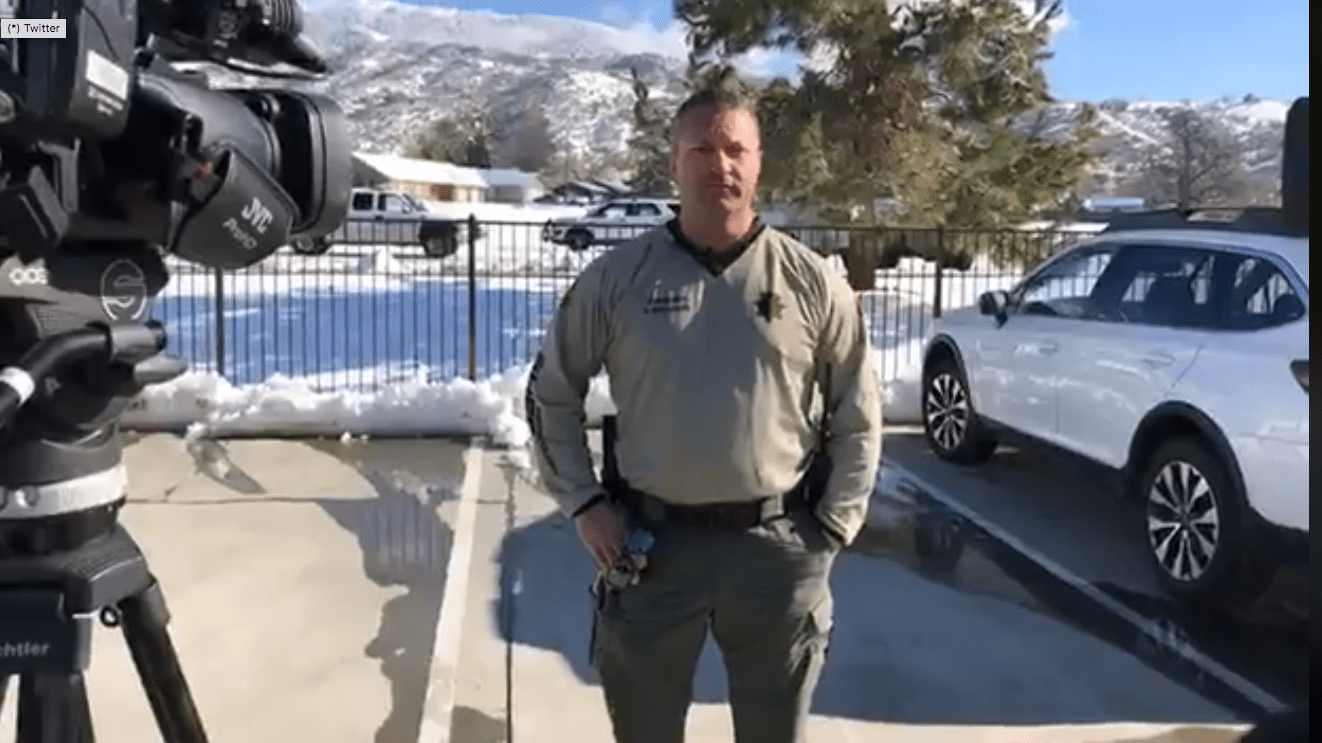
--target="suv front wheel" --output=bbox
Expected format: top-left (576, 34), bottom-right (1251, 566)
top-left (566, 228), bottom-right (593, 252)
top-left (921, 354), bottom-right (997, 465)
top-left (291, 236), bottom-right (331, 255)
top-left (1138, 437), bottom-right (1274, 604)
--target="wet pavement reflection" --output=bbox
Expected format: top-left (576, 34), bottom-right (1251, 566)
top-left (853, 476), bottom-right (1307, 723)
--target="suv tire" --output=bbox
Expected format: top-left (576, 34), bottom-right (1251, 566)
top-left (291, 236), bottom-right (331, 255)
top-left (566, 229), bottom-right (592, 252)
top-left (423, 234), bottom-right (459, 258)
top-left (1138, 437), bottom-right (1275, 604)
top-left (921, 353), bottom-right (997, 465)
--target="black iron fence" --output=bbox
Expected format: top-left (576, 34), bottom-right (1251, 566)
top-left (150, 217), bottom-right (1098, 390)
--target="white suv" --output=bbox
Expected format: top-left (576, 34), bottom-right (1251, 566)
top-left (542, 198), bottom-right (679, 251)
top-left (919, 208), bottom-right (1309, 605)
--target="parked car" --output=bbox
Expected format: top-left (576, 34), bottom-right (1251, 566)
top-left (918, 206), bottom-right (1309, 605)
top-left (291, 188), bottom-right (476, 258)
top-left (542, 198), bottom-right (679, 251)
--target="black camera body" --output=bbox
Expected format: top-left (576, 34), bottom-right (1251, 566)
top-left (0, 0), bottom-right (352, 555)
top-left (0, 5), bottom-right (351, 736)
top-left (1, 0), bottom-right (353, 267)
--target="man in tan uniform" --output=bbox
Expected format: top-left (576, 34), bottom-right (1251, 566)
top-left (526, 79), bottom-right (883, 743)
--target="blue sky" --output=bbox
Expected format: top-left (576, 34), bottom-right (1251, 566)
top-left (396, 0), bottom-right (1309, 102)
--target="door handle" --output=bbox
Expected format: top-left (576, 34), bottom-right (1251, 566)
top-left (1141, 351), bottom-right (1175, 367)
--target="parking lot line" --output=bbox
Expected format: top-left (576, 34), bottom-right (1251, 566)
top-left (883, 461), bottom-right (1290, 717)
top-left (417, 440), bottom-right (486, 743)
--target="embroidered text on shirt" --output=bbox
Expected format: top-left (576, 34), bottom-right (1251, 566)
top-left (644, 288), bottom-right (692, 314)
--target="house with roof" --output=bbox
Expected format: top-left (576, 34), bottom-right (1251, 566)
top-left (351, 152), bottom-right (488, 203)
top-left (480, 168), bottom-right (546, 204)
top-left (539, 178), bottom-right (636, 204)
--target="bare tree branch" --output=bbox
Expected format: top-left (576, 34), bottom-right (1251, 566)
top-left (1127, 107), bottom-right (1250, 207)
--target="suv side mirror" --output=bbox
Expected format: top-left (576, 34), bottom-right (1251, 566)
top-left (978, 290), bottom-right (1010, 322)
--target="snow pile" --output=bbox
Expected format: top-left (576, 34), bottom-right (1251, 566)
top-left (124, 370), bottom-right (532, 447)
top-left (124, 342), bottom-right (924, 448)
top-left (122, 362), bottom-right (620, 449)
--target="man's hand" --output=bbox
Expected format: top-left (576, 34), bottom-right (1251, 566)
top-left (575, 500), bottom-right (628, 570)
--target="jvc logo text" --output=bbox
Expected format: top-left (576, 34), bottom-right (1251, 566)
top-left (7, 267), bottom-right (48, 286)
top-left (241, 197), bottom-right (274, 234)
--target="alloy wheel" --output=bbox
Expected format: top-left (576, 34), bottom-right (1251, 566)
top-left (925, 372), bottom-right (969, 452)
top-left (1146, 460), bottom-right (1221, 583)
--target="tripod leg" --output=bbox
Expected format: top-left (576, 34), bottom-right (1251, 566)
top-left (117, 580), bottom-right (209, 743)
top-left (14, 674), bottom-right (92, 743)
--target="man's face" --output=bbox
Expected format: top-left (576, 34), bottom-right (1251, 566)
top-left (670, 105), bottom-right (762, 217)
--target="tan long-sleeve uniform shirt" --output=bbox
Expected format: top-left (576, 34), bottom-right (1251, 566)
top-left (526, 219), bottom-right (883, 545)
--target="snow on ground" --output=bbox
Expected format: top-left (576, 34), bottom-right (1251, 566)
top-left (129, 233), bottom-right (1025, 446)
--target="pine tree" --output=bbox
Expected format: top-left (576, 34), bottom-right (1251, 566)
top-left (899, 0), bottom-right (1097, 234)
top-left (673, 0), bottom-right (1097, 252)
top-left (626, 67), bottom-right (675, 196)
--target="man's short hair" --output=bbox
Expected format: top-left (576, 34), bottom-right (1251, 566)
top-left (672, 71), bottom-right (759, 138)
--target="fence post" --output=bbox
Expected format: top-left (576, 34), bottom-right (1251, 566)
top-left (212, 268), bottom-right (226, 378)
top-left (466, 213), bottom-right (478, 381)
top-left (932, 226), bottom-right (945, 319)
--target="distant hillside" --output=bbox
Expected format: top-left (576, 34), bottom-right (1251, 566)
top-left (207, 0), bottom-right (1292, 193)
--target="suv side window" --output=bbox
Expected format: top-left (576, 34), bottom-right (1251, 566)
top-left (1217, 253), bottom-right (1307, 331)
top-left (591, 203), bottom-right (630, 219)
top-left (1106, 245), bottom-right (1217, 329)
top-left (351, 192), bottom-right (374, 211)
top-left (1011, 247), bottom-right (1116, 320)
top-left (630, 203), bottom-right (661, 217)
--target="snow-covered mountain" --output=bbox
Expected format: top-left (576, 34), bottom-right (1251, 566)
top-left (1031, 97), bottom-right (1291, 193)
top-left (207, 0), bottom-right (1291, 189)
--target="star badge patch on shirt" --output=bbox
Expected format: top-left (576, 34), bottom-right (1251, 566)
top-left (754, 290), bottom-right (785, 322)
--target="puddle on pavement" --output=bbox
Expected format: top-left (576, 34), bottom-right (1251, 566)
top-left (853, 476), bottom-right (1307, 721)
top-left (852, 487), bottom-right (1048, 614)
top-left (303, 438), bottom-right (468, 505)
top-left (180, 437), bottom-right (266, 495)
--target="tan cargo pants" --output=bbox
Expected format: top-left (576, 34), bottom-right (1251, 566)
top-left (591, 503), bottom-right (839, 743)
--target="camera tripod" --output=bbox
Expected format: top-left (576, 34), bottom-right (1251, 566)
top-left (0, 323), bottom-right (209, 742)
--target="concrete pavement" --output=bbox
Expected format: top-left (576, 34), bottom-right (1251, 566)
top-left (0, 433), bottom-right (1255, 742)
top-left (452, 442), bottom-right (1251, 743)
top-left (2, 434), bottom-right (472, 743)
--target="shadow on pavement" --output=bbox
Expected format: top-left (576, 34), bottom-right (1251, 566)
top-left (493, 493), bottom-right (1240, 727)
top-left (314, 444), bottom-right (465, 743)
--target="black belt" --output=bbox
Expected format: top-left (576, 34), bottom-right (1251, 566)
top-left (614, 482), bottom-right (808, 530)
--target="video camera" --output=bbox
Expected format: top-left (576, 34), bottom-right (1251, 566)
top-left (0, 1), bottom-right (352, 739)
top-left (0, 0), bottom-right (352, 545)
